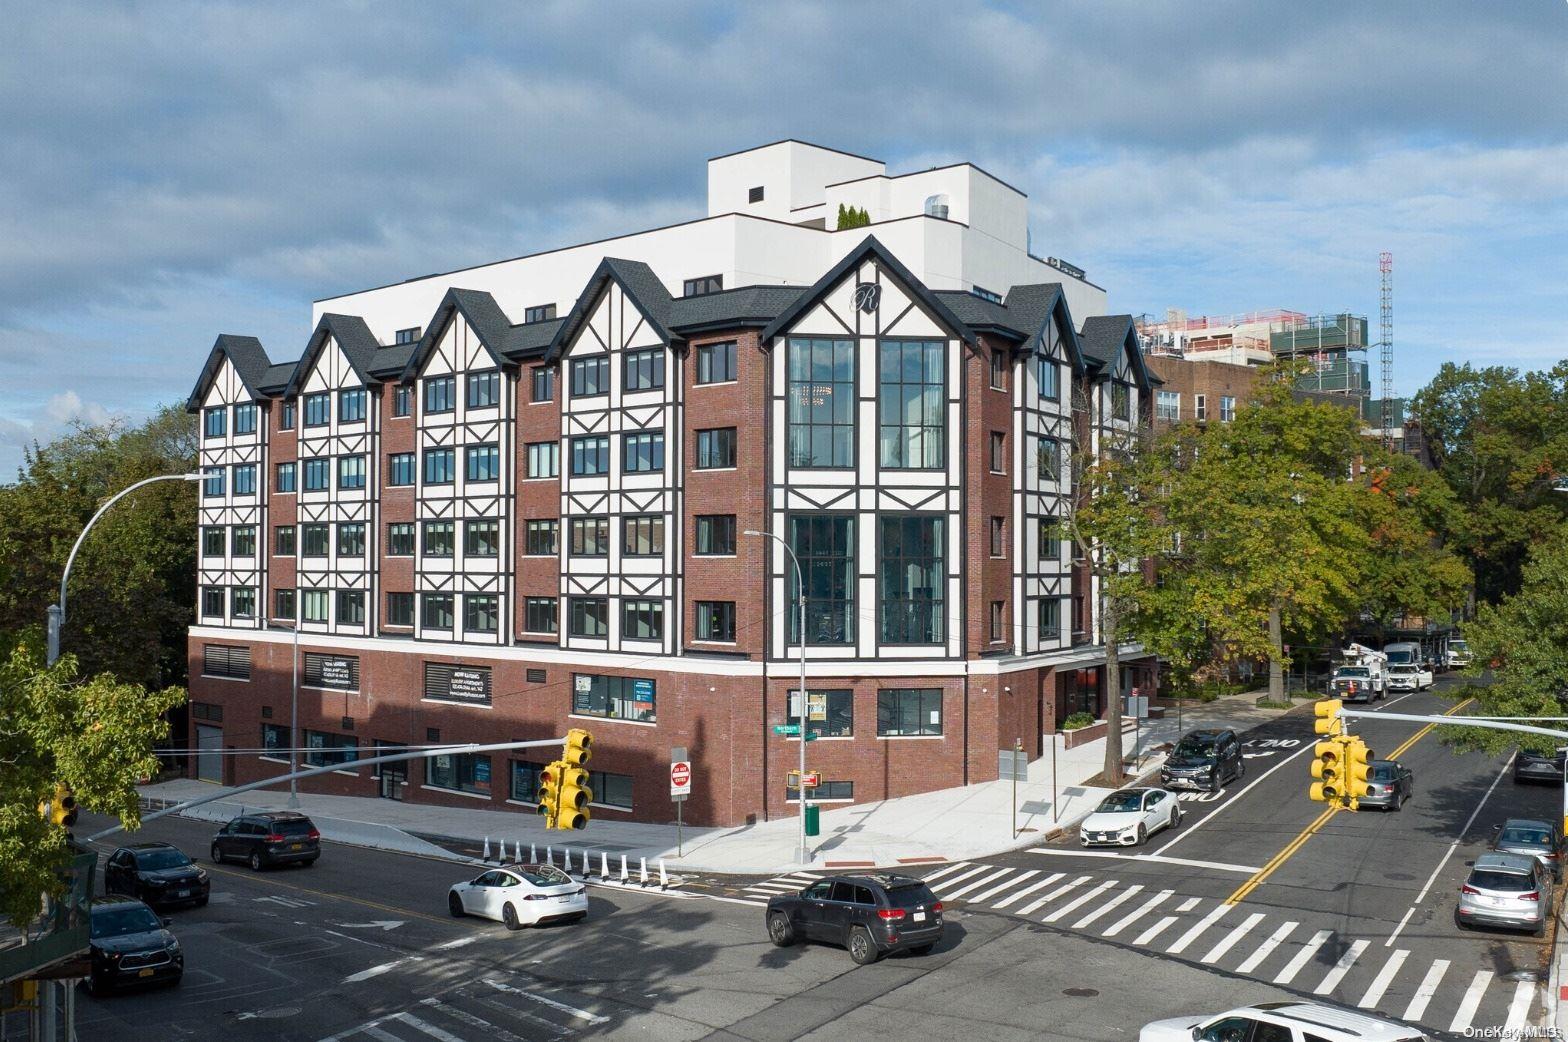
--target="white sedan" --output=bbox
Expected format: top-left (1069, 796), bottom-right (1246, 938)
top-left (448, 864), bottom-right (588, 929)
top-left (1079, 787), bottom-right (1182, 847)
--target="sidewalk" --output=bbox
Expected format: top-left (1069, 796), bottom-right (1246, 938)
top-left (140, 690), bottom-right (1302, 876)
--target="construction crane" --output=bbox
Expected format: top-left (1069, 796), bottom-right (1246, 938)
top-left (1379, 252), bottom-right (1393, 450)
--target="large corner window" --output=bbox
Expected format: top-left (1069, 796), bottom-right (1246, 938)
top-left (787, 514), bottom-right (854, 646)
top-left (786, 337), bottom-right (854, 468)
top-left (877, 339), bottom-right (944, 469)
top-left (878, 515), bottom-right (943, 644)
top-left (572, 673), bottom-right (656, 722)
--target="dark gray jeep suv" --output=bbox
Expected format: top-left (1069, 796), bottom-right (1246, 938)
top-left (766, 873), bottom-right (944, 964)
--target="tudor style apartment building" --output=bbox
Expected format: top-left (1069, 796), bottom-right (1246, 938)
top-left (187, 141), bottom-right (1156, 827)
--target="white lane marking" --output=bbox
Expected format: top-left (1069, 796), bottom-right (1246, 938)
top-left (1043, 880), bottom-right (1117, 923)
top-left (971, 869), bottom-right (1041, 904)
top-left (919, 862), bottom-right (974, 885)
top-left (392, 1011), bottom-right (468, 1042)
top-left (1200, 912), bottom-right (1265, 965)
top-left (359, 1025), bottom-right (403, 1042)
top-left (1176, 897), bottom-right (1201, 912)
top-left (1235, 921), bottom-right (1297, 975)
top-left (1167, 904), bottom-right (1230, 954)
top-left (1074, 884), bottom-right (1143, 930)
top-left (1028, 849), bottom-right (1261, 874)
top-left (344, 957), bottom-right (419, 983)
top-left (432, 936), bottom-right (478, 952)
top-left (1017, 875), bottom-right (1089, 917)
top-left (946, 868), bottom-right (1016, 900)
top-left (337, 920), bottom-right (404, 931)
top-left (1386, 755), bottom-right (1512, 947)
top-left (1403, 959), bottom-right (1449, 1023)
top-left (418, 999), bottom-right (528, 1042)
top-left (483, 976), bottom-right (609, 1025)
top-left (932, 864), bottom-right (993, 894)
top-left (1155, 745), bottom-right (1317, 855)
top-left (1103, 889), bottom-right (1171, 938)
top-left (992, 872), bottom-right (1062, 910)
top-left (1504, 979), bottom-right (1536, 1031)
top-left (1313, 939), bottom-right (1369, 996)
top-left (472, 993), bottom-right (574, 1036)
top-left (1273, 929), bottom-right (1332, 985)
top-left (1356, 948), bottom-right (1407, 1009)
top-left (1134, 915), bottom-right (1178, 947)
top-left (777, 872), bottom-right (821, 881)
top-left (1448, 970), bottom-right (1493, 1033)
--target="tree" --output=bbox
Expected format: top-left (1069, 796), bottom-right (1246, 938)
top-left (0, 643), bottom-right (184, 931)
top-left (836, 204), bottom-right (870, 230)
top-left (1353, 452), bottom-right (1471, 636)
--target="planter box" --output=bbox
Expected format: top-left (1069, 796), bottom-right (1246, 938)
top-left (1061, 721), bottom-right (1110, 750)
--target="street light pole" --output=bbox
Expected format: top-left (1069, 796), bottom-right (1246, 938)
top-left (745, 528), bottom-right (810, 865)
top-left (273, 620), bottom-right (303, 808)
top-left (47, 472), bottom-right (203, 666)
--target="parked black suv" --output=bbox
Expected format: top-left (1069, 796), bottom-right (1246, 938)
top-left (211, 811), bottom-right (320, 870)
top-left (84, 897), bottom-right (183, 994)
top-left (766, 873), bottom-right (944, 965)
top-left (1161, 728), bottom-right (1245, 793)
top-left (1514, 748), bottom-right (1565, 785)
top-left (104, 843), bottom-right (209, 908)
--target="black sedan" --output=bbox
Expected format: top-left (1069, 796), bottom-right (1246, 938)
top-left (1514, 749), bottom-right (1565, 785)
top-left (83, 897), bottom-right (183, 995)
top-left (104, 843), bottom-right (210, 908)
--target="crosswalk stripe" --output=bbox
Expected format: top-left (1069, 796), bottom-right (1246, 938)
top-left (932, 865), bottom-right (992, 894)
top-left (358, 1025), bottom-right (403, 1042)
top-left (1448, 970), bottom-right (1492, 1033)
top-left (1355, 949), bottom-right (1407, 1009)
top-left (1017, 875), bottom-right (1089, 917)
top-left (778, 872), bottom-right (821, 881)
top-left (971, 869), bottom-right (1041, 904)
top-left (1200, 912), bottom-right (1264, 965)
top-left (1504, 980), bottom-right (1537, 1031)
top-left (1133, 915), bottom-right (1178, 947)
top-left (1074, 885), bottom-right (1143, 930)
top-left (419, 998), bottom-right (528, 1042)
top-left (992, 873), bottom-right (1061, 910)
top-left (1167, 904), bottom-right (1230, 955)
top-left (920, 862), bottom-right (974, 885)
top-left (1273, 929), bottom-right (1332, 985)
top-left (1043, 880), bottom-right (1117, 924)
top-left (946, 868), bottom-right (1016, 900)
top-left (1235, 921), bottom-right (1296, 975)
top-left (1403, 959), bottom-right (1448, 1023)
top-left (744, 883), bottom-right (802, 893)
top-left (393, 1011), bottom-right (469, 1042)
top-left (1103, 889), bottom-right (1171, 938)
top-left (1175, 897), bottom-right (1201, 912)
top-left (1312, 939), bottom-right (1368, 996)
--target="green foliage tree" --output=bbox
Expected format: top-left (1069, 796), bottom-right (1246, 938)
top-left (836, 204), bottom-right (870, 230)
top-left (1354, 452), bottom-right (1472, 634)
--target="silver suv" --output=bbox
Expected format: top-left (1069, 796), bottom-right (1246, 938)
top-left (1457, 852), bottom-right (1549, 936)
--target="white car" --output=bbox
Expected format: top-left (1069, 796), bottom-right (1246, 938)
top-left (1141, 1001), bottom-right (1427, 1041)
top-left (1385, 663), bottom-right (1433, 692)
top-left (1079, 787), bottom-right (1182, 847)
top-left (448, 864), bottom-right (588, 929)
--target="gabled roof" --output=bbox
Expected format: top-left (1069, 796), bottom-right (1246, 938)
top-left (759, 236), bottom-right (976, 346)
top-left (370, 344), bottom-right (415, 380)
top-left (257, 361), bottom-right (296, 395)
top-left (283, 313), bottom-right (382, 397)
top-left (546, 257), bottom-right (674, 363)
top-left (1005, 283), bottom-right (1089, 375)
top-left (1078, 314), bottom-right (1154, 389)
top-left (932, 292), bottom-right (1022, 339)
top-left (502, 318), bottom-right (566, 362)
top-left (668, 285), bottom-right (805, 335)
top-left (186, 334), bottom-right (273, 412)
top-left (398, 287), bottom-right (515, 382)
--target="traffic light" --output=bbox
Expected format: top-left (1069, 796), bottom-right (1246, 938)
top-left (537, 762), bottom-right (563, 829)
top-left (1343, 738), bottom-right (1375, 811)
top-left (38, 783), bottom-right (78, 829)
top-left (557, 765), bottom-right (593, 830)
top-left (1313, 699), bottom-right (1343, 737)
top-left (1309, 738), bottom-right (1346, 803)
top-left (545, 728), bottom-right (593, 830)
top-left (563, 728), bottom-right (592, 768)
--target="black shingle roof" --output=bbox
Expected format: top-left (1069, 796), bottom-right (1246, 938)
top-left (1078, 314), bottom-right (1154, 388)
top-left (283, 313), bottom-right (382, 396)
top-left (667, 285), bottom-right (805, 333)
top-left (932, 291), bottom-right (1024, 339)
top-left (547, 258), bottom-right (675, 361)
top-left (398, 288), bottom-right (516, 381)
top-left (370, 344), bottom-right (415, 379)
top-left (186, 334), bottom-right (273, 412)
top-left (501, 318), bottom-right (566, 361)
top-left (257, 361), bottom-right (296, 394)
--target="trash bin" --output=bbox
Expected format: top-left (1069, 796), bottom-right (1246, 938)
top-left (804, 803), bottom-right (821, 837)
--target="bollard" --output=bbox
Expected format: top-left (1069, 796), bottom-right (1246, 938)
top-left (545, 845), bottom-right (553, 866)
top-left (658, 860), bottom-right (668, 890)
top-left (619, 854), bottom-right (629, 885)
top-left (514, 840), bottom-right (522, 863)
top-left (639, 857), bottom-right (649, 887)
top-left (530, 843), bottom-right (537, 863)
top-left (482, 836), bottom-right (491, 861)
top-left (601, 851), bottom-right (610, 880)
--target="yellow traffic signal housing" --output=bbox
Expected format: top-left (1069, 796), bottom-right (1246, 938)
top-left (537, 761), bottom-right (564, 828)
top-left (557, 765), bottom-right (593, 830)
top-left (1343, 739), bottom-right (1375, 809)
top-left (38, 783), bottom-right (78, 828)
top-left (1313, 699), bottom-right (1344, 737)
top-left (1309, 738), bottom-right (1345, 803)
top-left (562, 728), bottom-right (592, 767)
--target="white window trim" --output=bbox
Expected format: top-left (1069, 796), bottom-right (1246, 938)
top-left (259, 755), bottom-right (290, 766)
top-left (587, 801), bottom-right (635, 814)
top-left (568, 713), bottom-right (657, 728)
top-left (785, 796), bottom-right (854, 805)
top-left (199, 673), bottom-right (249, 683)
top-left (421, 784), bottom-right (493, 801)
top-left (877, 733), bottom-right (945, 741)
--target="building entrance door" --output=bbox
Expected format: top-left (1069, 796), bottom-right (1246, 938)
top-left (195, 724), bottom-right (222, 782)
top-left (375, 741), bottom-right (407, 799)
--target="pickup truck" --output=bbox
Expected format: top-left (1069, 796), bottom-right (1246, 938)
top-left (1330, 665), bottom-right (1383, 703)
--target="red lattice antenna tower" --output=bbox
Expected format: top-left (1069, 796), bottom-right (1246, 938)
top-left (1378, 252), bottom-right (1393, 450)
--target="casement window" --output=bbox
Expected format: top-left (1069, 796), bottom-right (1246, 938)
top-left (570, 356), bottom-right (608, 397)
top-left (337, 454), bottom-right (366, 490)
top-left (524, 519), bottom-right (558, 556)
top-left (569, 516), bottom-right (610, 557)
top-left (465, 444), bottom-right (500, 482)
top-left (990, 516), bottom-right (1005, 557)
top-left (279, 402), bottom-right (296, 430)
top-left (510, 760), bottom-right (545, 802)
top-left (230, 587), bottom-right (256, 619)
top-left (336, 522), bottom-right (365, 557)
top-left (395, 326), bottom-right (421, 345)
top-left (386, 592), bottom-right (414, 627)
top-left (336, 590), bottom-right (365, 625)
top-left (1038, 517), bottom-right (1062, 560)
top-left (622, 515), bottom-right (664, 557)
top-left (623, 349), bottom-right (664, 392)
top-left (1038, 597), bottom-right (1062, 640)
top-left (275, 462), bottom-right (296, 493)
top-left (338, 389), bottom-right (367, 423)
top-left (695, 427), bottom-right (736, 469)
top-left (300, 524), bottom-right (329, 557)
top-left (989, 431), bottom-right (1006, 473)
top-left (568, 597), bottom-right (609, 638)
top-left (232, 464), bottom-right (257, 496)
top-left (877, 688), bottom-right (943, 737)
top-left (301, 589), bottom-right (329, 623)
top-left (531, 367), bottom-right (554, 402)
top-left (423, 447), bottom-right (455, 485)
top-left (303, 392), bottom-right (330, 427)
top-left (1036, 437), bottom-right (1060, 482)
top-left (422, 520), bottom-right (454, 557)
top-left (464, 519), bottom-right (500, 557)
top-left (696, 341), bottom-right (737, 384)
top-left (589, 770), bottom-right (633, 809)
top-left (393, 385), bottom-right (412, 417)
top-left (524, 304), bottom-right (556, 324)
top-left (387, 452), bottom-right (415, 486)
top-left (621, 599), bottom-right (663, 641)
top-left (203, 644), bottom-right (251, 681)
top-left (202, 467), bottom-right (224, 498)
top-left (989, 348), bottom-right (1007, 390)
top-left (1037, 355), bottom-right (1060, 400)
top-left (526, 441), bottom-right (558, 478)
top-left (422, 593), bottom-right (454, 629)
top-left (786, 337), bottom-right (854, 468)
top-left (1194, 394), bottom-right (1207, 422)
top-left (682, 274), bottom-right (722, 297)
top-left (787, 514), bottom-right (854, 645)
top-left (792, 688), bottom-right (853, 738)
top-left (695, 600), bottom-right (735, 642)
top-left (570, 435), bottom-right (610, 476)
top-left (386, 522), bottom-right (414, 556)
top-left (694, 514), bottom-right (735, 556)
top-left (466, 370), bottom-right (501, 409)
top-left (1112, 383), bottom-right (1131, 422)
top-left (622, 432), bottom-right (663, 473)
top-left (464, 594), bottom-right (499, 634)
top-left (200, 586), bottom-right (225, 617)
top-left (1155, 390), bottom-right (1180, 422)
top-left (878, 515), bottom-right (943, 644)
top-left (572, 672), bottom-right (655, 722)
top-left (427, 752), bottom-right (489, 794)
top-left (424, 375), bottom-right (456, 414)
top-left (524, 597), bottom-right (558, 634)
top-left (1220, 395), bottom-right (1236, 422)
top-left (302, 457), bottom-right (330, 491)
top-left (201, 526), bottom-right (225, 558)
top-left (204, 407), bottom-right (226, 439)
top-left (274, 589), bottom-right (296, 621)
top-left (990, 600), bottom-right (1006, 641)
top-left (233, 403), bottom-right (257, 435)
top-left (878, 339), bottom-right (945, 469)
top-left (232, 526), bottom-right (256, 557)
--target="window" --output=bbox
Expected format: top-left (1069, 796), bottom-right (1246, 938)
top-left (788, 514), bottom-right (854, 645)
top-left (464, 519), bottom-right (500, 557)
top-left (337, 522), bottom-right (365, 556)
top-left (570, 435), bottom-right (610, 476)
top-left (511, 760), bottom-right (544, 802)
top-left (232, 526), bottom-right (256, 557)
top-left (748, 185), bottom-right (765, 203)
top-left (623, 515), bottom-right (663, 556)
top-left (990, 600), bottom-right (1006, 641)
top-left (568, 597), bottom-right (608, 638)
top-left (388, 452), bottom-right (415, 486)
top-left (202, 466), bottom-right (224, 498)
top-left (303, 457), bottom-right (330, 491)
top-left (524, 597), bottom-right (557, 634)
top-left (464, 594), bottom-right (499, 633)
top-left (466, 370), bottom-right (501, 409)
top-left (1111, 383), bottom-right (1131, 422)
top-left (989, 431), bottom-right (1006, 473)
top-left (393, 385), bottom-right (412, 417)
top-left (204, 407), bottom-right (226, 439)
top-left (683, 274), bottom-right (722, 297)
top-left (304, 392), bottom-right (330, 427)
top-left (990, 516), bottom-right (1005, 557)
top-left (793, 688), bottom-right (853, 738)
top-left (225, 465), bottom-right (256, 498)
top-left (202, 643), bottom-right (251, 681)
top-left (524, 303), bottom-right (556, 324)
top-left (879, 516), bottom-right (944, 644)
top-left (989, 348), bottom-right (1007, 390)
top-left (524, 519), bottom-right (558, 556)
top-left (570, 356), bottom-right (608, 397)
top-left (531, 367), bottom-right (554, 402)
top-left (1194, 394), bottom-right (1207, 422)
top-left (622, 431), bottom-right (663, 473)
top-left (786, 779), bottom-right (852, 802)
top-left (301, 524), bottom-right (329, 557)
top-left (1037, 355), bottom-right (1060, 400)
top-left (395, 326), bottom-right (421, 345)
top-left (878, 339), bottom-right (944, 469)
top-left (694, 514), bottom-right (735, 556)
top-left (1155, 390), bottom-right (1180, 422)
top-left (301, 589), bottom-right (329, 623)
top-left (202, 526), bottom-right (225, 558)
top-left (386, 592), bottom-right (414, 627)
top-left (423, 520), bottom-right (454, 557)
top-left (572, 673), bottom-right (655, 722)
top-left (972, 284), bottom-right (1002, 304)
top-left (623, 349), bottom-right (664, 392)
top-left (274, 588), bottom-right (295, 621)
top-left (276, 461), bottom-right (296, 493)
top-left (569, 516), bottom-right (610, 556)
top-left (424, 447), bottom-right (455, 484)
top-left (1036, 437), bottom-right (1060, 482)
top-left (622, 599), bottom-right (663, 640)
top-left (231, 587), bottom-right (256, 618)
top-left (200, 586), bottom-right (224, 617)
top-left (695, 427), bottom-right (736, 469)
top-left (589, 770), bottom-right (633, 809)
top-left (337, 455), bottom-right (366, 490)
top-left (1038, 597), bottom-right (1061, 640)
top-left (387, 522), bottom-right (414, 556)
top-left (878, 688), bottom-right (943, 737)
top-left (302, 731), bottom-right (359, 768)
top-left (696, 340), bottom-right (737, 384)
top-left (787, 337), bottom-right (855, 468)
top-left (1038, 517), bottom-right (1062, 560)
top-left (261, 722), bottom-right (288, 752)
top-left (1220, 395), bottom-right (1236, 422)
top-left (336, 590), bottom-right (365, 624)
top-left (424, 375), bottom-right (456, 414)
top-left (695, 600), bottom-right (735, 642)
top-left (233, 403), bottom-right (257, 435)
top-left (422, 592), bottom-right (454, 629)
top-left (279, 402), bottom-right (296, 430)
top-left (526, 441), bottom-right (559, 478)
top-left (465, 444), bottom-right (500, 482)
top-left (338, 388), bottom-right (367, 423)
top-left (427, 752), bottom-right (490, 794)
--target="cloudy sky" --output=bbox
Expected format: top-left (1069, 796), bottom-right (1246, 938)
top-left (2, 1), bottom-right (1565, 476)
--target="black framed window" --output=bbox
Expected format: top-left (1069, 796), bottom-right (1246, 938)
top-left (1036, 437), bottom-right (1060, 482)
top-left (694, 514), bottom-right (735, 556)
top-left (622, 599), bottom-right (663, 640)
top-left (261, 723), bottom-right (289, 752)
top-left (1038, 517), bottom-right (1062, 560)
top-left (1112, 383), bottom-right (1131, 422)
top-left (511, 760), bottom-right (545, 802)
top-left (622, 432), bottom-right (663, 473)
top-left (572, 673), bottom-right (655, 722)
top-left (464, 594), bottom-right (499, 634)
top-left (387, 522), bottom-right (414, 556)
top-left (233, 403), bottom-right (258, 435)
top-left (423, 520), bottom-right (454, 557)
top-left (336, 522), bottom-right (365, 556)
top-left (1038, 597), bottom-right (1061, 640)
top-left (695, 600), bottom-right (735, 641)
top-left (303, 457), bottom-right (329, 491)
top-left (202, 526), bottom-right (225, 558)
top-left (787, 337), bottom-right (854, 468)
top-left (387, 592), bottom-right (414, 627)
top-left (569, 517), bottom-right (609, 556)
top-left (338, 389), bottom-right (367, 423)
top-left (571, 435), bottom-right (610, 476)
top-left (424, 375), bottom-right (456, 413)
top-left (788, 514), bottom-right (854, 645)
top-left (395, 326), bottom-right (421, 344)
top-left (793, 688), bottom-right (853, 738)
top-left (336, 590), bottom-right (365, 625)
top-left (232, 526), bottom-right (256, 557)
top-left (275, 462), bottom-right (296, 493)
top-left (393, 385), bottom-right (412, 417)
top-left (424, 447), bottom-right (455, 484)
top-left (1037, 355), bottom-right (1060, 400)
top-left (623, 349), bottom-right (664, 392)
top-left (590, 770), bottom-right (634, 809)
top-left (568, 597), bottom-right (609, 637)
top-left (696, 341), bottom-right (737, 384)
top-left (232, 464), bottom-right (257, 496)
top-left (524, 597), bottom-right (557, 634)
top-left (990, 347), bottom-right (1008, 390)
top-left (695, 427), bottom-right (736, 469)
top-left (337, 455), bottom-right (366, 490)
top-left (200, 586), bottom-right (224, 617)
top-left (990, 600), bottom-right (1006, 641)
top-left (570, 356), bottom-right (608, 397)
top-left (464, 519), bottom-right (500, 557)
top-left (303, 392), bottom-right (330, 427)
top-left (989, 431), bottom-right (1006, 473)
top-left (526, 441), bottom-right (559, 478)
top-left (427, 752), bottom-right (490, 794)
top-left (301, 590), bottom-right (329, 623)
top-left (786, 779), bottom-right (852, 802)
top-left (623, 515), bottom-right (664, 556)
top-left (683, 275), bottom-right (722, 297)
top-left (279, 401), bottom-right (296, 430)
top-left (274, 588), bottom-right (295, 621)
top-left (230, 587), bottom-right (256, 618)
top-left (877, 688), bottom-right (942, 736)
top-left (274, 525), bottom-right (294, 555)
top-left (203, 407), bottom-right (226, 438)
top-left (202, 466), bottom-right (224, 498)
top-left (388, 452), bottom-right (415, 486)
top-left (879, 515), bottom-right (943, 644)
top-left (422, 592), bottom-right (454, 629)
top-left (465, 444), bottom-right (500, 482)
top-left (531, 367), bottom-right (554, 402)
top-left (990, 516), bottom-right (1005, 557)
top-left (301, 524), bottom-right (329, 557)
top-left (305, 730), bottom-right (358, 768)
top-left (524, 303), bottom-right (556, 324)
top-left (524, 519), bottom-right (558, 556)
top-left (467, 370), bottom-right (501, 409)
top-left (878, 339), bottom-right (944, 469)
